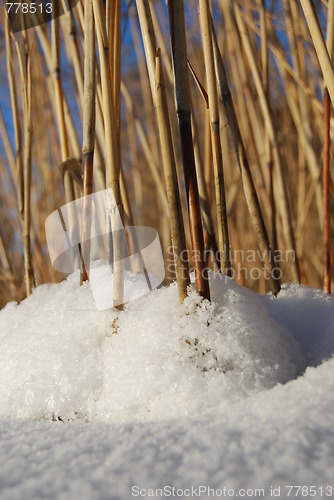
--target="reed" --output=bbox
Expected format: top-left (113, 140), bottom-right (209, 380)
top-left (211, 16), bottom-right (281, 296)
top-left (323, 0), bottom-right (334, 294)
top-left (234, 2), bottom-right (300, 283)
top-left (0, 0), bottom-right (333, 308)
top-left (80, 0), bottom-right (96, 285)
top-left (136, 0), bottom-right (189, 303)
top-left (168, 0), bottom-right (210, 300)
top-left (198, 0), bottom-right (230, 277)
top-left (93, 0), bottom-right (124, 308)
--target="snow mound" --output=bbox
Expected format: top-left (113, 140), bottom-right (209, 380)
top-left (265, 283), bottom-right (334, 365)
top-left (0, 271), bottom-right (309, 422)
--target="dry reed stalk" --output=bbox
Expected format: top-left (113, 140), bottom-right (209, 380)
top-left (80, 0), bottom-right (96, 284)
top-left (323, 90), bottom-right (331, 293)
top-left (93, 0), bottom-right (124, 308)
top-left (191, 107), bottom-right (220, 267)
top-left (168, 0), bottom-right (210, 300)
top-left (15, 42), bottom-right (35, 296)
top-left (300, 0), bottom-right (334, 108)
top-left (234, 3), bottom-right (299, 284)
top-left (155, 50), bottom-right (190, 301)
top-left (75, 0), bottom-right (85, 35)
top-left (219, 1), bottom-right (252, 147)
top-left (0, 230), bottom-right (17, 300)
top-left (0, 106), bottom-right (16, 187)
top-left (220, 1), bottom-right (269, 199)
top-left (297, 137), bottom-right (306, 253)
top-left (130, 7), bottom-right (156, 128)
top-left (109, 0), bottom-right (121, 160)
top-left (186, 60), bottom-right (221, 267)
top-left (109, 0), bottom-right (146, 270)
top-left (50, 14), bottom-right (81, 280)
top-left (277, 61), bottom-right (322, 212)
top-left (241, 8), bottom-right (324, 117)
top-left (136, 0), bottom-right (189, 303)
top-left (23, 67), bottom-right (34, 295)
top-left (120, 80), bottom-right (169, 214)
top-left (258, 0), bottom-right (277, 255)
top-left (323, 0), bottom-right (334, 294)
top-left (5, 15), bottom-right (24, 218)
top-left (211, 17), bottom-right (281, 295)
top-left (204, 111), bottom-right (212, 206)
top-left (61, 10), bottom-right (84, 111)
top-left (151, 3), bottom-right (173, 83)
top-left (198, 0), bottom-right (230, 277)
top-left (51, 15), bottom-right (77, 211)
top-left (283, 0), bottom-right (323, 225)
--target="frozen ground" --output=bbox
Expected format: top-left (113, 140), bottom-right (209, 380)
top-left (0, 271), bottom-right (333, 499)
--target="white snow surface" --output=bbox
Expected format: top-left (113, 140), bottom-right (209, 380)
top-left (0, 271), bottom-right (333, 499)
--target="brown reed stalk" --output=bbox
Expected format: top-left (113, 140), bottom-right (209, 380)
top-left (198, 0), bottom-right (230, 276)
top-left (93, 0), bottom-right (124, 308)
top-left (15, 42), bottom-right (35, 296)
top-left (60, 9), bottom-right (84, 110)
top-left (300, 0), bottom-right (334, 108)
top-left (120, 80), bottom-right (169, 215)
top-left (51, 14), bottom-right (76, 210)
top-left (136, 0), bottom-right (189, 303)
top-left (234, 3), bottom-right (300, 284)
top-left (109, 0), bottom-right (121, 161)
top-left (211, 17), bottom-right (281, 295)
top-left (168, 0), bottom-right (210, 300)
top-left (185, 61), bottom-right (221, 268)
top-left (109, 0), bottom-right (143, 270)
top-left (323, 0), bottom-right (334, 294)
top-left (5, 15), bottom-right (24, 219)
top-left (80, 0), bottom-right (96, 285)
top-left (243, 10), bottom-right (324, 226)
top-left (258, 0), bottom-right (278, 255)
top-left (283, 0), bottom-right (323, 225)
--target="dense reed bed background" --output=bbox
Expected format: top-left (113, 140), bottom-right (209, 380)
top-left (0, 0), bottom-right (333, 309)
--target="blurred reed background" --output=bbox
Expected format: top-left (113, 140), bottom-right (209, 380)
top-left (0, 0), bottom-right (333, 309)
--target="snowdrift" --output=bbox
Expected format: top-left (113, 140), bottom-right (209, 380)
top-left (0, 271), bottom-right (332, 423)
top-left (0, 271), bottom-right (334, 499)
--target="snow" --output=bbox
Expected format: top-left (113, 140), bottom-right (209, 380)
top-left (0, 271), bottom-right (333, 499)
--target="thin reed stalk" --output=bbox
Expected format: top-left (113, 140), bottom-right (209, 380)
top-left (15, 42), bottom-right (35, 296)
top-left (80, 0), bottom-right (96, 285)
top-left (5, 15), bottom-right (24, 218)
top-left (136, 0), bottom-right (189, 303)
top-left (234, 3), bottom-right (299, 283)
top-left (0, 231), bottom-right (17, 300)
top-left (323, 0), bottom-right (334, 294)
top-left (93, 0), bottom-right (124, 308)
top-left (300, 0), bottom-right (334, 108)
top-left (258, 0), bottom-right (278, 255)
top-left (168, 0), bottom-right (210, 300)
top-left (198, 0), bottom-right (230, 276)
top-left (211, 17), bottom-right (281, 295)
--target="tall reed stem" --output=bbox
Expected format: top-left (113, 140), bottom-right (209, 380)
top-left (323, 0), bottom-right (334, 294)
top-left (80, 0), bottom-right (96, 285)
top-left (168, 0), bottom-right (210, 300)
top-left (211, 17), bottom-right (281, 295)
top-left (5, 14), bottom-right (24, 219)
top-left (93, 0), bottom-right (124, 308)
top-left (300, 0), bottom-right (334, 108)
top-left (234, 2), bottom-right (299, 283)
top-left (15, 41), bottom-right (35, 296)
top-left (199, 0), bottom-right (230, 276)
top-left (136, 0), bottom-right (189, 303)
